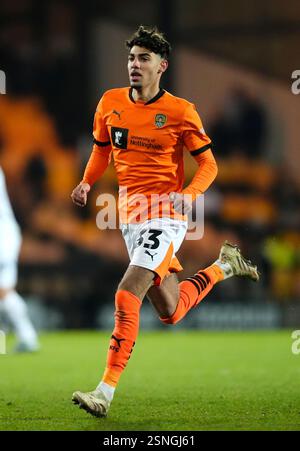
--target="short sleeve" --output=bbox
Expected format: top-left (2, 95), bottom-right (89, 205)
top-left (182, 103), bottom-right (212, 156)
top-left (93, 97), bottom-right (111, 147)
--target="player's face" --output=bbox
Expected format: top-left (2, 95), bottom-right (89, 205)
top-left (128, 45), bottom-right (167, 89)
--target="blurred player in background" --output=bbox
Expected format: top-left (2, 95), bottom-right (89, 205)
top-left (71, 26), bottom-right (259, 417)
top-left (0, 166), bottom-right (39, 352)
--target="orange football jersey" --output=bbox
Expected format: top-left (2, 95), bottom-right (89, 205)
top-left (92, 87), bottom-right (212, 222)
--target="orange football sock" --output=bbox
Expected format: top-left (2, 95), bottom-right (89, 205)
top-left (101, 290), bottom-right (141, 387)
top-left (160, 264), bottom-right (224, 325)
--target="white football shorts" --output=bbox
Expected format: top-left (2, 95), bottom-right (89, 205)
top-left (121, 217), bottom-right (188, 285)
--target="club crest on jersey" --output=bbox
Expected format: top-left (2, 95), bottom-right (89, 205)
top-left (155, 114), bottom-right (167, 128)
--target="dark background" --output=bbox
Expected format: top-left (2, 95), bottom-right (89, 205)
top-left (0, 0), bottom-right (299, 329)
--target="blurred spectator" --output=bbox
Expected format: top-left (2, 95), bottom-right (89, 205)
top-left (210, 87), bottom-right (267, 158)
top-left (272, 170), bottom-right (300, 229)
top-left (41, 2), bottom-right (82, 145)
top-left (263, 230), bottom-right (300, 301)
top-left (0, 21), bottom-right (41, 96)
top-left (0, 1), bottom-right (84, 145)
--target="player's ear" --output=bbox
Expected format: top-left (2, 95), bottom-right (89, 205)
top-left (158, 59), bottom-right (168, 74)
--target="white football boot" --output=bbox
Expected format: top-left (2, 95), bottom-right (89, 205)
top-left (217, 240), bottom-right (260, 282)
top-left (72, 388), bottom-right (110, 418)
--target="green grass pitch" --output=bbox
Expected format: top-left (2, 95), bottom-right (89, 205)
top-left (1, 330), bottom-right (300, 431)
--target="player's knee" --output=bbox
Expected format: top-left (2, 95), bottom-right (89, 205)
top-left (118, 266), bottom-right (154, 299)
top-left (117, 282), bottom-right (144, 300)
top-left (117, 279), bottom-right (137, 297)
top-left (159, 306), bottom-right (180, 325)
top-left (159, 315), bottom-right (180, 325)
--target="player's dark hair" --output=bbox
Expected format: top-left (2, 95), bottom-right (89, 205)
top-left (126, 25), bottom-right (171, 60)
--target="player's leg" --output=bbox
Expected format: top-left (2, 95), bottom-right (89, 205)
top-left (72, 221), bottom-right (259, 417)
top-left (72, 219), bottom-right (188, 417)
top-left (147, 264), bottom-right (221, 324)
top-left (116, 264), bottom-right (155, 299)
top-left (148, 241), bottom-right (260, 325)
top-left (147, 273), bottom-right (179, 318)
top-left (99, 264), bottom-right (154, 387)
top-left (72, 264), bottom-right (155, 417)
top-left (0, 285), bottom-right (39, 352)
top-left (85, 221), bottom-right (182, 410)
top-left (0, 228), bottom-right (39, 352)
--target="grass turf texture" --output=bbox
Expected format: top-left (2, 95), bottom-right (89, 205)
top-left (0, 330), bottom-right (300, 431)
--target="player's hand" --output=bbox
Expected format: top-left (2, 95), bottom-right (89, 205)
top-left (71, 182), bottom-right (91, 207)
top-left (169, 192), bottom-right (193, 215)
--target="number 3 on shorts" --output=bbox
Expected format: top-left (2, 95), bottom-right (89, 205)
top-left (137, 229), bottom-right (162, 249)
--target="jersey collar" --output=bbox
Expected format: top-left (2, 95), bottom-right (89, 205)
top-left (129, 87), bottom-right (165, 105)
